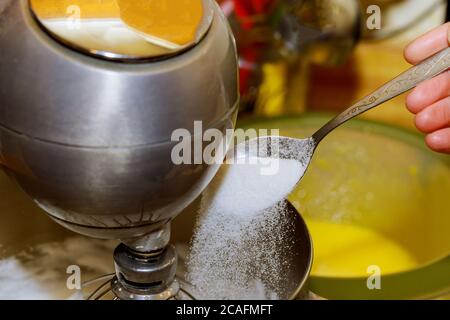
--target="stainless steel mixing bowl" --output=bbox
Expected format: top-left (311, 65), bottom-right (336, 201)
top-left (0, 0), bottom-right (239, 240)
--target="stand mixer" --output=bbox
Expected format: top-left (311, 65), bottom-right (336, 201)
top-left (0, 0), bottom-right (239, 300)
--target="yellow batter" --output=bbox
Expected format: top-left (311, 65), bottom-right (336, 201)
top-left (30, 0), bottom-right (204, 46)
top-left (118, 0), bottom-right (204, 46)
top-left (30, 0), bottom-right (120, 19)
top-left (306, 219), bottom-right (419, 278)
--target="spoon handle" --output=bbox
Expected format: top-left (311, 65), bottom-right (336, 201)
top-left (312, 47), bottom-right (450, 144)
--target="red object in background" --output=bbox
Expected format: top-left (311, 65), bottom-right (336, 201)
top-left (219, 0), bottom-right (276, 96)
top-left (233, 0), bottom-right (275, 29)
top-left (238, 47), bottom-right (262, 97)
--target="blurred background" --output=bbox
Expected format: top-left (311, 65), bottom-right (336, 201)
top-left (218, 0), bottom-right (447, 128)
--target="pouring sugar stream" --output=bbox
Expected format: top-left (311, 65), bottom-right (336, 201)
top-left (184, 136), bottom-right (317, 300)
top-left (205, 137), bottom-right (315, 217)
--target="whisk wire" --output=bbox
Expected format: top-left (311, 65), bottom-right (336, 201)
top-left (83, 274), bottom-right (196, 300)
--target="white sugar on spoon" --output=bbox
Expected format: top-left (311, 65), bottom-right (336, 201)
top-left (203, 157), bottom-right (305, 217)
top-left (201, 137), bottom-right (315, 218)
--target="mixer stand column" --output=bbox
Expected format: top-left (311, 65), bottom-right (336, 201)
top-left (112, 224), bottom-right (180, 300)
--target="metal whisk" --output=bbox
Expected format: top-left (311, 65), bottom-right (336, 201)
top-left (82, 274), bottom-right (196, 300)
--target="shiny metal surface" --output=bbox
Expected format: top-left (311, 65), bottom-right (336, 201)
top-left (268, 200), bottom-right (313, 300)
top-left (111, 277), bottom-right (180, 300)
top-left (0, 0), bottom-right (239, 239)
top-left (29, 0), bottom-right (215, 61)
top-left (112, 243), bottom-right (178, 300)
top-left (122, 224), bottom-right (171, 253)
top-left (276, 0), bottom-right (360, 63)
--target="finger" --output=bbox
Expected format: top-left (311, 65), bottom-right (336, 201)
top-left (406, 71), bottom-right (450, 114)
top-left (415, 96), bottom-right (450, 133)
top-left (426, 127), bottom-right (450, 154)
top-left (404, 23), bottom-right (450, 65)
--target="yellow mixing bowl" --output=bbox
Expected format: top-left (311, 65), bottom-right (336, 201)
top-left (240, 113), bottom-right (450, 299)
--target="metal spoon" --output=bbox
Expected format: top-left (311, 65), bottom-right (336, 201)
top-left (239, 47), bottom-right (450, 180)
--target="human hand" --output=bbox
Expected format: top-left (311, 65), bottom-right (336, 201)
top-left (404, 23), bottom-right (450, 154)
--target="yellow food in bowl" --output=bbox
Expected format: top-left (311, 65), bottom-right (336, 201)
top-left (118, 0), bottom-right (204, 46)
top-left (305, 219), bottom-right (418, 277)
top-left (287, 125), bottom-right (450, 278)
top-left (30, 0), bottom-right (120, 19)
top-left (31, 0), bottom-right (204, 46)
